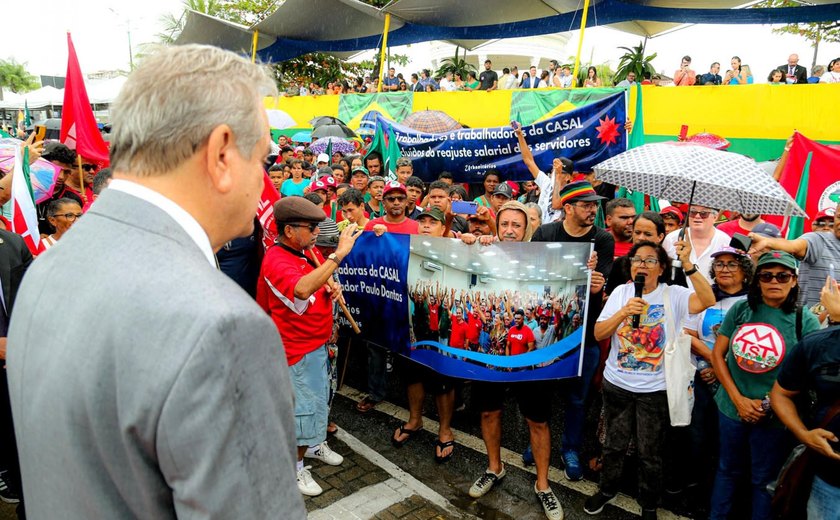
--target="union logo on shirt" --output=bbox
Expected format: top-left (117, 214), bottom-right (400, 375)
top-left (731, 323), bottom-right (786, 373)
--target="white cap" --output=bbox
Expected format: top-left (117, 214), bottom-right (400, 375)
top-left (316, 153), bottom-right (329, 164)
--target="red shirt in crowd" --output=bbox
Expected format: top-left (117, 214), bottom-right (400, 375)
top-left (716, 219), bottom-right (752, 238)
top-left (256, 245), bottom-right (332, 366)
top-left (364, 217), bottom-right (419, 235)
top-left (466, 313), bottom-right (483, 343)
top-left (449, 318), bottom-right (468, 349)
top-left (428, 303), bottom-right (439, 332)
top-left (613, 240), bottom-right (633, 259)
top-left (507, 325), bottom-right (536, 356)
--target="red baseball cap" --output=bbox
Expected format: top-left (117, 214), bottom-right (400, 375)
top-left (814, 207), bottom-right (836, 221)
top-left (382, 180), bottom-right (407, 197)
top-left (660, 206), bottom-right (684, 222)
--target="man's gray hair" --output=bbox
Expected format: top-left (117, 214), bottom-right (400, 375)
top-left (110, 44), bottom-right (277, 176)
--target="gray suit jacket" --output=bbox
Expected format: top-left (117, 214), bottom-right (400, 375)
top-left (7, 189), bottom-right (306, 519)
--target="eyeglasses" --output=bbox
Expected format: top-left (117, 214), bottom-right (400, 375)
top-left (629, 256), bottom-right (660, 268)
top-left (287, 222), bottom-right (319, 232)
top-left (573, 202), bottom-right (598, 211)
top-left (757, 272), bottom-right (794, 283)
top-left (81, 164), bottom-right (97, 172)
top-left (813, 221), bottom-right (832, 229)
top-left (713, 261), bottom-right (741, 271)
top-left (689, 210), bottom-right (713, 219)
top-left (384, 196), bottom-right (406, 203)
top-left (57, 213), bottom-right (83, 221)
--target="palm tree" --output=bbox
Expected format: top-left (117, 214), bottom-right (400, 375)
top-left (0, 59), bottom-right (39, 101)
top-left (156, 0), bottom-right (223, 44)
top-left (614, 42), bottom-right (657, 84)
top-left (435, 48), bottom-right (477, 81)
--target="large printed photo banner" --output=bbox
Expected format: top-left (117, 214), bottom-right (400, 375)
top-left (336, 233), bottom-right (593, 382)
top-left (369, 91), bottom-right (627, 183)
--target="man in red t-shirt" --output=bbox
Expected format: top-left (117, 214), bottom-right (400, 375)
top-left (716, 213), bottom-right (764, 237)
top-left (364, 181), bottom-right (419, 235)
top-left (506, 310), bottom-right (536, 356)
top-left (466, 307), bottom-right (486, 351)
top-left (448, 311), bottom-right (468, 349)
top-left (605, 198), bottom-right (636, 259)
top-left (257, 197), bottom-right (362, 497)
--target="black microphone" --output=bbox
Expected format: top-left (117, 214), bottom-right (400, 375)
top-left (632, 274), bottom-right (645, 328)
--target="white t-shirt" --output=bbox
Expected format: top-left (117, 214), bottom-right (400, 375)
top-left (819, 71), bottom-right (840, 84)
top-left (599, 282), bottom-right (693, 393)
top-left (684, 293), bottom-right (746, 362)
top-left (662, 227), bottom-right (730, 289)
top-left (440, 78), bottom-right (457, 92)
top-left (535, 170), bottom-right (562, 224)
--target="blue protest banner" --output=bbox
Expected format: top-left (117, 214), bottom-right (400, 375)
top-left (337, 235), bottom-right (592, 382)
top-left (370, 92), bottom-right (627, 183)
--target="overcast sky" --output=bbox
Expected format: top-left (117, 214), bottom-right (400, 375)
top-left (4, 0), bottom-right (840, 82)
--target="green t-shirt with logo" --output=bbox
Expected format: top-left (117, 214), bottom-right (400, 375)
top-left (714, 300), bottom-right (820, 426)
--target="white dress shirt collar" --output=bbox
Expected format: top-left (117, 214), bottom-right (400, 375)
top-left (107, 179), bottom-right (216, 267)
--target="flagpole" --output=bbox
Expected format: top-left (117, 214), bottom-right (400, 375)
top-left (376, 14), bottom-right (391, 93)
top-left (76, 155), bottom-right (87, 205)
top-left (251, 30), bottom-right (259, 63)
top-left (571, 0), bottom-right (591, 89)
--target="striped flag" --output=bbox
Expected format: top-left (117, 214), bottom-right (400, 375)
top-left (11, 147), bottom-right (41, 254)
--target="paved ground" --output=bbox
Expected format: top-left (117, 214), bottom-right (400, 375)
top-left (2, 340), bottom-right (710, 519)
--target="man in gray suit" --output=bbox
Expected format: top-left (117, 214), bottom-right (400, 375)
top-left (7, 45), bottom-right (306, 519)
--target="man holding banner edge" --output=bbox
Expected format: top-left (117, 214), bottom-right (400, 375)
top-left (532, 181), bottom-right (614, 483)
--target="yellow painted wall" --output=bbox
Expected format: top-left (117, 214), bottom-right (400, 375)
top-left (265, 84), bottom-right (839, 142)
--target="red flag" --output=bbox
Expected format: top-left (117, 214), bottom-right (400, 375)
top-left (767, 132), bottom-right (840, 232)
top-left (60, 33), bottom-right (110, 165)
top-left (257, 171), bottom-right (280, 251)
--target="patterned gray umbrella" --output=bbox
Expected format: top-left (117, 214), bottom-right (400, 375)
top-left (593, 142), bottom-right (806, 216)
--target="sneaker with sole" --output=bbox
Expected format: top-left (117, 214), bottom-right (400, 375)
top-left (296, 465), bottom-right (323, 496)
top-left (522, 445), bottom-right (535, 466)
top-left (535, 483), bottom-right (564, 520)
top-left (583, 491), bottom-right (616, 515)
top-left (562, 450), bottom-right (583, 481)
top-left (305, 441), bottom-right (344, 466)
top-left (468, 466), bottom-right (506, 498)
top-left (0, 471), bottom-right (20, 504)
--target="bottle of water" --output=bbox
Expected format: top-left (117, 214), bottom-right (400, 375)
top-left (696, 359), bottom-right (720, 394)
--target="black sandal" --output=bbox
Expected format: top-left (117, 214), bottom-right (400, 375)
top-left (435, 439), bottom-right (455, 463)
top-left (391, 425), bottom-right (420, 447)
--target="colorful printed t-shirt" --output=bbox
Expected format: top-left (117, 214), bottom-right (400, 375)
top-left (599, 282), bottom-right (692, 393)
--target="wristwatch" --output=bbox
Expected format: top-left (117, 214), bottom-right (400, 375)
top-left (327, 253), bottom-right (341, 266)
top-left (684, 264), bottom-right (699, 276)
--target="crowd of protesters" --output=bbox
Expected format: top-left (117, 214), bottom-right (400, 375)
top-left (0, 45), bottom-right (838, 520)
top-left (280, 53), bottom-right (840, 96)
top-left (239, 116), bottom-right (840, 520)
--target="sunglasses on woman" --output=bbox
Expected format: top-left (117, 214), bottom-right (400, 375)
top-left (756, 272), bottom-right (794, 283)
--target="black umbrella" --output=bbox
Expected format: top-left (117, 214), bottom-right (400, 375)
top-left (311, 124), bottom-right (358, 139)
top-left (309, 116), bottom-right (347, 128)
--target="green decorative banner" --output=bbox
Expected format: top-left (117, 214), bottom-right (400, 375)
top-left (510, 87), bottom-right (625, 126)
top-left (338, 92), bottom-right (414, 128)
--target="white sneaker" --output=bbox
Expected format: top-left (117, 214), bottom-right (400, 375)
top-left (296, 465), bottom-right (322, 496)
top-left (305, 441), bottom-right (344, 466)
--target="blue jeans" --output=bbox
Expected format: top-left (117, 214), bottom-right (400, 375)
top-left (367, 343), bottom-right (388, 402)
top-left (710, 412), bottom-right (791, 520)
top-left (560, 345), bottom-right (600, 453)
top-left (808, 476), bottom-right (840, 520)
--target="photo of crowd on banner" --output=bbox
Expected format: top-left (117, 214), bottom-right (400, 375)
top-left (407, 282), bottom-right (584, 357)
top-left (400, 236), bottom-right (592, 377)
